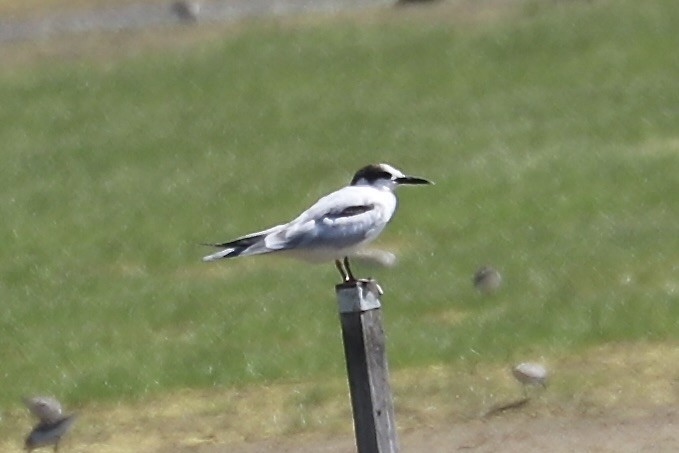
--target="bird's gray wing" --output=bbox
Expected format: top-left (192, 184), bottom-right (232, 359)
top-left (204, 186), bottom-right (390, 260)
top-left (264, 187), bottom-right (387, 251)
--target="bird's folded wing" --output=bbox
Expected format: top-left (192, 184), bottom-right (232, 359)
top-left (324, 204), bottom-right (375, 218)
top-left (264, 202), bottom-right (383, 250)
top-left (292, 185), bottom-right (379, 223)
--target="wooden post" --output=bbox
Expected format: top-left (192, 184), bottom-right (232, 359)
top-left (336, 280), bottom-right (399, 453)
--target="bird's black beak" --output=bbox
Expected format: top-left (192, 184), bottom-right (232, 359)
top-left (395, 176), bottom-right (433, 185)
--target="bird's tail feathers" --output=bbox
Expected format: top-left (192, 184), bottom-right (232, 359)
top-left (201, 232), bottom-right (269, 262)
top-left (202, 247), bottom-right (238, 262)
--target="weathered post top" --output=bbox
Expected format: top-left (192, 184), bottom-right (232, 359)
top-left (335, 279), bottom-right (383, 313)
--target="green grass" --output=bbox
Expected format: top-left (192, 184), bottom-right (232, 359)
top-left (0, 0), bottom-right (678, 414)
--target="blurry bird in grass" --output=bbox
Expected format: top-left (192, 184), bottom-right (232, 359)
top-left (23, 396), bottom-right (76, 452)
top-left (170, 0), bottom-right (200, 22)
top-left (473, 265), bottom-right (502, 294)
top-left (202, 163), bottom-right (432, 283)
top-left (512, 362), bottom-right (548, 397)
top-left (483, 362), bottom-right (549, 418)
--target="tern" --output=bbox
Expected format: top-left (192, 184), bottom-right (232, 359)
top-left (202, 163), bottom-right (432, 282)
top-left (23, 396), bottom-right (76, 452)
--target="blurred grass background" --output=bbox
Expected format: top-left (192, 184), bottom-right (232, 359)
top-left (0, 0), bottom-right (678, 444)
top-left (0, 0), bottom-right (143, 16)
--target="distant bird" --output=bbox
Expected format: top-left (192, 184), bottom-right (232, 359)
top-left (23, 396), bottom-right (76, 452)
top-left (170, 0), bottom-right (200, 22)
top-left (23, 397), bottom-right (63, 424)
top-left (202, 163), bottom-right (432, 282)
top-left (395, 0), bottom-right (442, 6)
top-left (512, 362), bottom-right (548, 397)
top-left (473, 265), bottom-right (502, 294)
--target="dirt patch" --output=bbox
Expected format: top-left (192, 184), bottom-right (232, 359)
top-left (169, 406), bottom-right (679, 452)
top-left (3, 342), bottom-right (678, 452)
top-left (7, 404), bottom-right (677, 452)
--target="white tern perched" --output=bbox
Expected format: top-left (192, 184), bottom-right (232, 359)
top-left (202, 163), bottom-right (432, 282)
